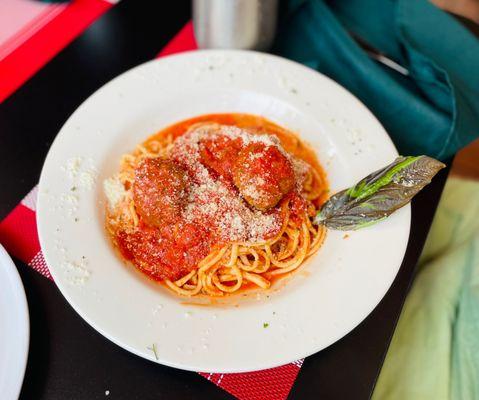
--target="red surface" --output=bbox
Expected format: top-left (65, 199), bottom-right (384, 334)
top-left (0, 0), bottom-right (112, 104)
top-left (0, 204), bottom-right (40, 263)
top-left (157, 21), bottom-right (197, 57)
top-left (199, 362), bottom-right (302, 400)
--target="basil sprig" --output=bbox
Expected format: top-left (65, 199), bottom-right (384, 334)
top-left (314, 156), bottom-right (445, 230)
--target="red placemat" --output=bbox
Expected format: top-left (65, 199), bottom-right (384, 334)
top-left (0, 15), bottom-right (304, 400)
top-left (0, 0), bottom-right (113, 104)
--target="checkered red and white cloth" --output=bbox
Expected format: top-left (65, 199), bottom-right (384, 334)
top-left (0, 6), bottom-right (303, 399)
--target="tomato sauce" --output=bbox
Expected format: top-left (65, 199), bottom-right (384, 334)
top-left (114, 114), bottom-right (328, 282)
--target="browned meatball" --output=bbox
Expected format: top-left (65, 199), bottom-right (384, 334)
top-left (133, 158), bottom-right (189, 226)
top-left (232, 142), bottom-right (295, 210)
top-left (199, 134), bottom-right (243, 180)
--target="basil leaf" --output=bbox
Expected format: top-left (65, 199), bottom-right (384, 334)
top-left (314, 156), bottom-right (445, 230)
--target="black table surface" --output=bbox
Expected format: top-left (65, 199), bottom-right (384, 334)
top-left (0, 1), bottom-right (450, 399)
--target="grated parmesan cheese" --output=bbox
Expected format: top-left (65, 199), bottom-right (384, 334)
top-left (63, 157), bottom-right (98, 190)
top-left (103, 174), bottom-right (126, 209)
top-left (78, 170), bottom-right (97, 190)
top-left (64, 157), bottom-right (83, 179)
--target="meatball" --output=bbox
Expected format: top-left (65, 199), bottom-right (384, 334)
top-left (199, 134), bottom-right (243, 179)
top-left (233, 143), bottom-right (295, 210)
top-left (133, 158), bottom-right (189, 226)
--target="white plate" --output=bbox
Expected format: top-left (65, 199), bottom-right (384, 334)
top-left (37, 50), bottom-right (410, 373)
top-left (0, 244), bottom-right (29, 399)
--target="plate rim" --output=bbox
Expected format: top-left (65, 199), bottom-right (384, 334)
top-left (0, 244), bottom-right (30, 398)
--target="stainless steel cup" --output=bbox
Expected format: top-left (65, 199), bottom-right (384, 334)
top-left (193, 0), bottom-right (278, 51)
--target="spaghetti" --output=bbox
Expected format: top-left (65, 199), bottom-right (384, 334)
top-left (104, 114), bottom-right (328, 297)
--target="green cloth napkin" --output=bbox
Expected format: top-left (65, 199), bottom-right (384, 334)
top-left (273, 3), bottom-right (479, 396)
top-left (273, 0), bottom-right (479, 160)
top-left (372, 176), bottom-right (479, 400)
